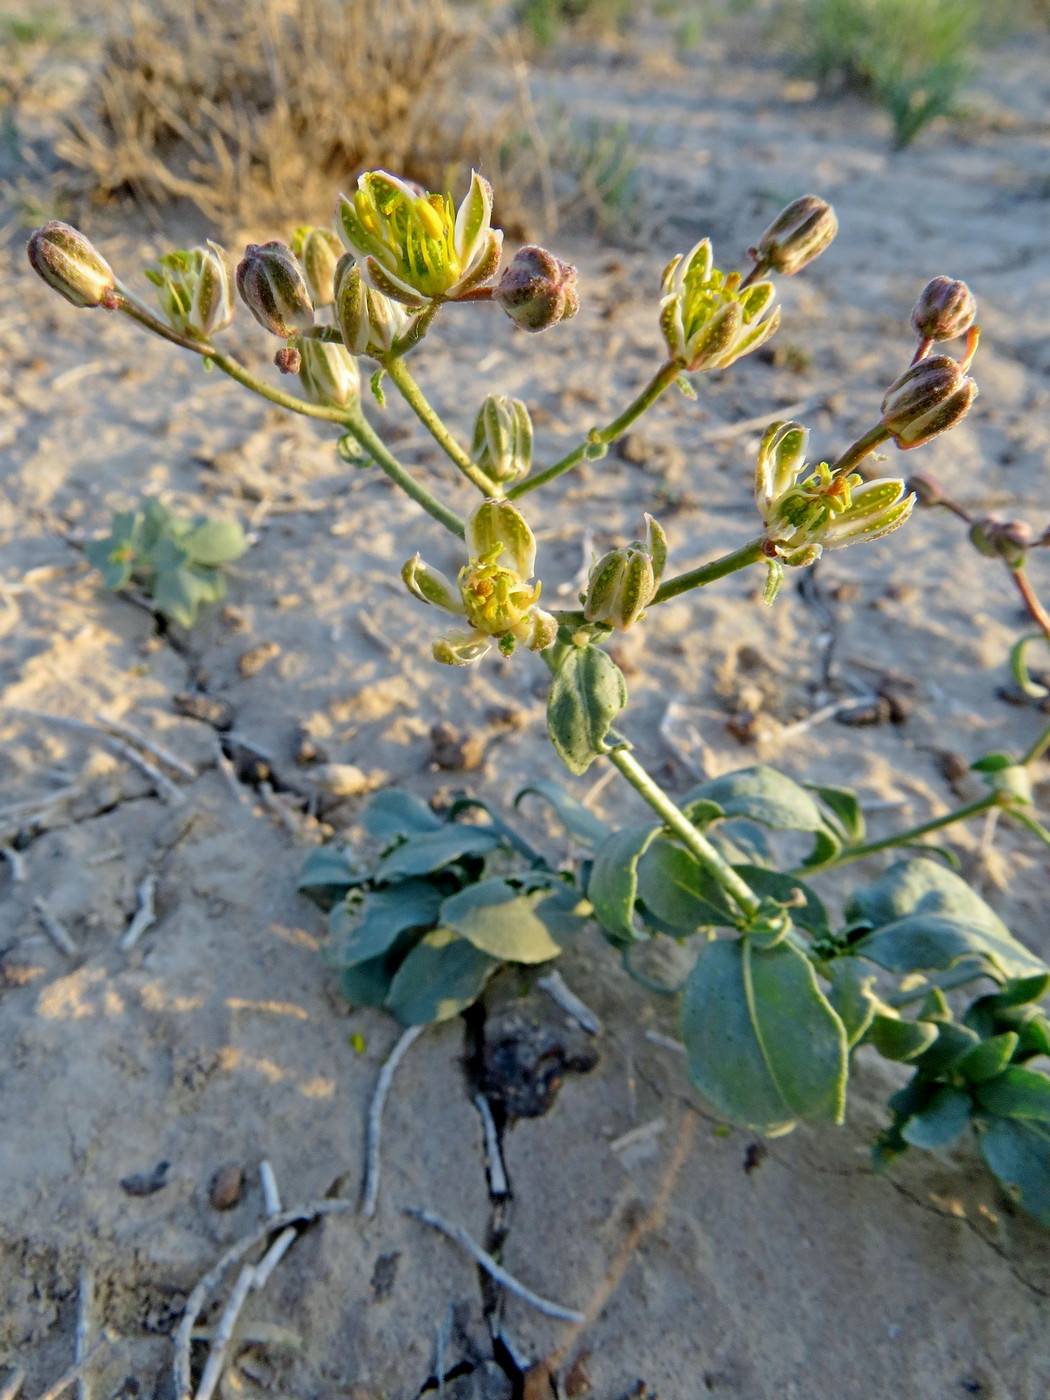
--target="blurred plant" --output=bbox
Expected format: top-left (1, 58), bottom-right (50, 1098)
top-left (516, 0), bottom-right (633, 48)
top-left (780, 0), bottom-right (981, 147)
top-left (29, 179), bottom-right (1050, 1224)
top-left (83, 497), bottom-right (247, 628)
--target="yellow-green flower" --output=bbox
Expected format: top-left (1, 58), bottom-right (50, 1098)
top-left (338, 170), bottom-right (502, 307)
top-left (659, 239), bottom-right (779, 372)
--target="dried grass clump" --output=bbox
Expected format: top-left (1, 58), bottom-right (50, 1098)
top-left (56, 0), bottom-right (520, 229)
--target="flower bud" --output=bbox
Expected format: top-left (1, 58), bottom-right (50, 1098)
top-left (146, 242), bottom-right (233, 340)
top-left (969, 518), bottom-right (1031, 567)
top-left (911, 276), bottom-right (976, 343)
top-left (753, 196), bottom-right (838, 276)
top-left (294, 337), bottom-right (360, 408)
top-left (905, 471), bottom-right (946, 507)
top-left (333, 255), bottom-right (410, 357)
top-left (582, 514), bottom-right (667, 630)
top-left (466, 499), bottom-right (536, 580)
top-left (274, 345), bottom-right (302, 374)
top-left (881, 351), bottom-right (978, 450)
top-left (755, 421), bottom-right (809, 517)
top-left (401, 554), bottom-right (464, 613)
top-left (291, 225), bottom-right (343, 306)
top-left (471, 395), bottom-right (533, 485)
top-left (236, 241), bottom-right (314, 337)
top-left (494, 245), bottom-right (579, 332)
top-left (27, 221), bottom-right (116, 308)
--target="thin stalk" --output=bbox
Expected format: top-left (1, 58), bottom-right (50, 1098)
top-left (1022, 717), bottom-right (1050, 768)
top-left (344, 406), bottom-right (466, 538)
top-left (507, 359), bottom-right (683, 500)
top-left (651, 538), bottom-right (765, 605)
top-left (1012, 566), bottom-right (1050, 643)
top-left (383, 355), bottom-right (497, 495)
top-left (799, 792), bottom-right (1001, 874)
top-left (606, 747), bottom-right (761, 920)
top-left (831, 424), bottom-right (892, 478)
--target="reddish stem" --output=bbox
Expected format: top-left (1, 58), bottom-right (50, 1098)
top-left (1012, 566), bottom-right (1050, 643)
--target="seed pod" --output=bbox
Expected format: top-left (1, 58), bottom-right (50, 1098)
top-left (27, 221), bottom-right (116, 308)
top-left (905, 471), bottom-right (947, 507)
top-left (295, 337), bottom-right (360, 407)
top-left (494, 245), bottom-right (579, 332)
top-left (236, 241), bottom-right (314, 337)
top-left (754, 196), bottom-right (838, 276)
top-left (471, 395), bottom-right (533, 484)
top-left (291, 225), bottom-right (343, 305)
top-left (969, 518), bottom-right (1031, 567)
top-left (881, 354), bottom-right (978, 449)
top-left (911, 276), bottom-right (976, 343)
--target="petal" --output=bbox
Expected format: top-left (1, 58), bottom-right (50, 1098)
top-left (454, 171), bottom-right (494, 267)
top-left (362, 256), bottom-right (429, 307)
top-left (449, 229), bottom-right (503, 299)
top-left (402, 554), bottom-right (465, 614)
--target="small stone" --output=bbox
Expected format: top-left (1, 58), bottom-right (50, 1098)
top-left (120, 1160), bottom-right (170, 1197)
top-left (210, 1163), bottom-right (244, 1210)
top-left (294, 724), bottom-right (329, 765)
top-left (238, 642), bottom-right (280, 678)
top-left (835, 697), bottom-right (891, 727)
top-left (313, 763), bottom-right (385, 797)
top-left (428, 722), bottom-right (486, 771)
top-left (937, 750), bottom-right (970, 784)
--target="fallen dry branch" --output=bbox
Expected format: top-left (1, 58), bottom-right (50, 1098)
top-left (361, 1024), bottom-right (425, 1219)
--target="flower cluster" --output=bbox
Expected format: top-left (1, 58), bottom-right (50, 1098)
top-left (659, 239), bottom-right (780, 372)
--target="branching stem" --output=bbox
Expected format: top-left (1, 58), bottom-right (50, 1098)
top-left (382, 355), bottom-right (498, 495)
top-left (799, 792), bottom-right (1002, 874)
top-left (652, 538), bottom-right (765, 604)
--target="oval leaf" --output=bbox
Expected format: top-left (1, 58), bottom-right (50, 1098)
top-left (869, 1014), bottom-right (939, 1063)
top-left (328, 881), bottom-right (442, 965)
top-left (683, 766), bottom-right (825, 832)
top-left (546, 645), bottom-right (627, 776)
top-left (827, 958), bottom-right (878, 1049)
top-left (441, 878), bottom-right (565, 963)
top-left (516, 781), bottom-right (612, 849)
top-left (363, 790), bottom-right (443, 841)
top-left (680, 937), bottom-right (847, 1135)
top-left (297, 846), bottom-right (366, 910)
top-left (375, 825), bottom-right (500, 880)
top-left (900, 1085), bottom-right (972, 1150)
top-left (385, 928), bottom-right (496, 1025)
top-left (636, 836), bottom-right (737, 932)
top-left (184, 519), bottom-right (247, 566)
top-left (960, 1032), bottom-right (1019, 1083)
top-left (978, 1118), bottom-right (1050, 1225)
top-left (975, 1066), bottom-right (1050, 1122)
top-left (588, 824), bottom-right (661, 947)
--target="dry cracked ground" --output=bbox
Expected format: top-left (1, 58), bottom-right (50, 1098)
top-left (2, 21), bottom-right (1050, 1400)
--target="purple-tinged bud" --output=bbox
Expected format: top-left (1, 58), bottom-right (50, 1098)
top-left (911, 277), bottom-right (976, 343)
top-left (291, 225), bottom-right (343, 306)
top-left (905, 471), bottom-right (947, 507)
top-left (753, 196), bottom-right (838, 276)
top-left (881, 350), bottom-right (978, 450)
top-left (235, 241), bottom-right (314, 338)
top-left (494, 245), bottom-right (579, 333)
top-left (27, 221), bottom-right (116, 309)
top-left (969, 518), bottom-right (1031, 567)
top-left (274, 345), bottom-right (302, 374)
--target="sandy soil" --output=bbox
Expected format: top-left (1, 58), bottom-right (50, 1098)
top-left (3, 18), bottom-right (1050, 1400)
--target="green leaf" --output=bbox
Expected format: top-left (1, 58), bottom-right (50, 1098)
top-left (587, 824), bottom-right (661, 947)
top-left (847, 858), bottom-right (1046, 982)
top-left (139, 497), bottom-right (177, 550)
top-left (913, 1020), bottom-right (980, 1075)
top-left (869, 1014), bottom-right (939, 1062)
top-left (515, 781), bottom-right (611, 849)
top-left (975, 1067), bottom-right (1050, 1122)
top-left (680, 798), bottom-right (725, 829)
top-left (809, 783), bottom-right (866, 843)
top-left (297, 846), bottom-right (366, 910)
top-left (635, 836), bottom-right (737, 932)
top-left (978, 1118), bottom-right (1050, 1224)
top-left (447, 797), bottom-right (542, 865)
top-left (900, 1086), bottom-right (972, 1150)
top-left (440, 878), bottom-right (575, 963)
top-left (989, 973), bottom-right (1050, 1009)
top-left (546, 644), bottom-right (627, 775)
top-left (960, 1033), bottom-right (1019, 1083)
top-left (680, 936), bottom-right (847, 1135)
top-left (385, 928), bottom-right (496, 1024)
top-left (339, 955), bottom-right (397, 1008)
top-left (374, 825), bottom-right (501, 880)
top-left (336, 431), bottom-right (374, 467)
top-left (362, 790), bottom-right (442, 841)
top-left (683, 766), bottom-right (825, 833)
top-left (328, 881), bottom-right (442, 965)
top-left (152, 565), bottom-right (223, 627)
top-left (183, 518), bottom-right (247, 566)
top-left (736, 867), bottom-right (830, 939)
top-left (800, 824), bottom-right (842, 871)
top-left (827, 958), bottom-right (878, 1049)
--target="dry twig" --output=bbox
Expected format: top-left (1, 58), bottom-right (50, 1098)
top-left (74, 1270), bottom-right (94, 1400)
top-left (1, 846), bottom-right (26, 882)
top-left (537, 969), bottom-right (602, 1035)
top-left (0, 1370), bottom-right (25, 1400)
top-left (362, 1024), bottom-right (425, 1219)
top-left (473, 1094), bottom-right (509, 1198)
top-left (119, 875), bottom-right (157, 951)
top-left (29, 1336), bottom-right (113, 1400)
top-left (34, 898), bottom-right (77, 956)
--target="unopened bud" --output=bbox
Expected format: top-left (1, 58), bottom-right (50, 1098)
top-left (291, 225), bottom-right (343, 306)
top-left (472, 395), bottom-right (533, 485)
top-left (274, 345), bottom-right (302, 374)
top-left (402, 554), bottom-right (464, 614)
top-left (466, 499), bottom-right (537, 579)
top-left (753, 196), bottom-right (838, 276)
top-left (881, 352), bottom-right (978, 449)
top-left (969, 518), bottom-right (1031, 567)
top-left (905, 471), bottom-right (946, 507)
top-left (494, 245), bottom-right (579, 332)
top-left (333, 255), bottom-right (410, 356)
top-left (146, 242), bottom-right (233, 340)
top-left (295, 337), bottom-right (360, 408)
top-left (236, 241), bottom-right (314, 337)
top-left (911, 277), bottom-right (976, 343)
top-left (582, 514), bottom-right (667, 630)
top-left (27, 221), bottom-right (116, 308)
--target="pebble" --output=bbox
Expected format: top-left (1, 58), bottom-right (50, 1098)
top-left (210, 1162), bottom-right (244, 1211)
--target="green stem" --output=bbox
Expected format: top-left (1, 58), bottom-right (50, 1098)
top-left (801, 793), bottom-right (1001, 874)
top-left (651, 538), bottom-right (765, 605)
top-left (606, 747), bottom-right (762, 920)
top-left (831, 424), bottom-right (892, 479)
top-left (1022, 717), bottom-right (1050, 768)
top-left (383, 356), bottom-right (498, 495)
top-left (117, 290), bottom-right (465, 538)
top-left (507, 359), bottom-right (684, 500)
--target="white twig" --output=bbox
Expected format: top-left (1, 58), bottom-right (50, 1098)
top-left (404, 1208), bottom-right (585, 1324)
top-left (257, 781), bottom-right (301, 835)
top-left (1, 846), bottom-right (26, 882)
top-left (473, 1095), bottom-right (509, 1198)
top-left (29, 1336), bottom-right (113, 1400)
top-left (107, 737), bottom-right (185, 805)
top-left (259, 1161), bottom-right (281, 1217)
top-left (696, 398), bottom-right (814, 442)
top-left (776, 697), bottom-right (863, 742)
top-left (94, 714), bottom-right (196, 779)
top-left (10, 709), bottom-right (187, 802)
top-left (610, 1117), bottom-right (667, 1155)
top-left (34, 898), bottom-right (77, 956)
top-left (191, 1264), bottom-right (255, 1400)
top-left (119, 875), bottom-right (157, 952)
top-left (356, 612), bottom-right (398, 657)
top-left (537, 970), bottom-right (602, 1035)
top-left (1, 1369), bottom-right (25, 1400)
top-left (75, 1269), bottom-right (94, 1400)
top-left (362, 1025), bottom-right (425, 1219)
top-left (213, 742), bottom-right (249, 805)
top-left (250, 1228), bottom-right (296, 1290)
top-left (644, 1030), bottom-right (686, 1054)
top-left (173, 1199), bottom-right (353, 1400)
top-left (658, 699), bottom-right (709, 780)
